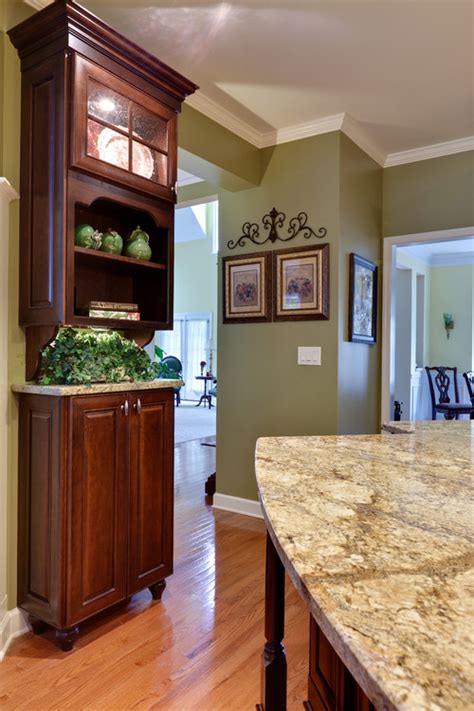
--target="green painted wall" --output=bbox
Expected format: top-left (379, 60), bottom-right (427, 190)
top-left (178, 105), bottom-right (262, 191)
top-left (217, 133), bottom-right (341, 500)
top-left (216, 132), bottom-right (384, 501)
top-left (2, 1), bottom-right (33, 609)
top-left (429, 264), bottom-right (473, 372)
top-left (337, 135), bottom-right (383, 434)
top-left (383, 152), bottom-right (474, 237)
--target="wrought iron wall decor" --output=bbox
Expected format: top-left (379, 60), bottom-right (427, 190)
top-left (227, 207), bottom-right (327, 250)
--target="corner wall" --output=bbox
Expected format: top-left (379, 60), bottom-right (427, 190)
top-left (217, 132), bottom-right (341, 501)
top-left (337, 135), bottom-right (382, 434)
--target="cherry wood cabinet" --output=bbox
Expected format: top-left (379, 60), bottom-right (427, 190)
top-left (17, 387), bottom-right (174, 650)
top-left (306, 617), bottom-right (376, 711)
top-left (8, 0), bottom-right (197, 380)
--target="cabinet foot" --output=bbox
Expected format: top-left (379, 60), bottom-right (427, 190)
top-left (29, 615), bottom-right (48, 635)
top-left (149, 579), bottom-right (166, 601)
top-left (55, 627), bottom-right (79, 652)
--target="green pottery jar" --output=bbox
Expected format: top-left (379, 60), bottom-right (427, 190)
top-left (101, 229), bottom-right (123, 255)
top-left (124, 226), bottom-right (152, 261)
top-left (74, 224), bottom-right (102, 250)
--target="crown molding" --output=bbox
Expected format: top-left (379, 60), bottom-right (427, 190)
top-left (341, 114), bottom-right (386, 167)
top-left (384, 136), bottom-right (474, 167)
top-left (259, 113), bottom-right (345, 149)
top-left (187, 91), bottom-right (474, 168)
top-left (185, 93), bottom-right (262, 147)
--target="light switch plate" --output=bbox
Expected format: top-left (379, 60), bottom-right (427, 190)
top-left (298, 346), bottom-right (321, 365)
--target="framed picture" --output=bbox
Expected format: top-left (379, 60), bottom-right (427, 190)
top-left (348, 253), bottom-right (378, 344)
top-left (273, 244), bottom-right (329, 321)
top-left (223, 252), bottom-right (272, 323)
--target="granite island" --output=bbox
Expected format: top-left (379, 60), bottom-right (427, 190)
top-left (255, 421), bottom-right (473, 711)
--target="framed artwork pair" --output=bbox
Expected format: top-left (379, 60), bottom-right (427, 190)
top-left (222, 244), bottom-right (329, 324)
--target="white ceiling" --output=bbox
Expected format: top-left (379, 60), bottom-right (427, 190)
top-left (397, 238), bottom-right (474, 266)
top-left (27, 0), bottom-right (474, 163)
top-left (177, 168), bottom-right (204, 187)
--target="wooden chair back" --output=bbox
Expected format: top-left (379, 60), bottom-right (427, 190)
top-left (464, 371), bottom-right (474, 404)
top-left (425, 366), bottom-right (460, 419)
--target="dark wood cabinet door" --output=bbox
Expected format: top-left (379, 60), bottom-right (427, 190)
top-left (19, 52), bottom-right (66, 327)
top-left (308, 617), bottom-right (376, 711)
top-left (68, 394), bottom-right (129, 625)
top-left (128, 390), bottom-right (174, 594)
top-left (72, 54), bottom-right (177, 202)
top-left (17, 395), bottom-right (66, 628)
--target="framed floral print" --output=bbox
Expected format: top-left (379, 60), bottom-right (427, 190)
top-left (223, 252), bottom-right (272, 323)
top-left (273, 244), bottom-right (329, 321)
top-left (348, 253), bottom-right (378, 344)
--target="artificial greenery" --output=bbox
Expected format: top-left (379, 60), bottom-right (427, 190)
top-left (39, 327), bottom-right (165, 385)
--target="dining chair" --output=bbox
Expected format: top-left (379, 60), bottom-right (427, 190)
top-left (425, 366), bottom-right (474, 420)
top-left (463, 371), bottom-right (474, 419)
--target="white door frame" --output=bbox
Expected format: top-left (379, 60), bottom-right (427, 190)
top-left (381, 225), bottom-right (474, 423)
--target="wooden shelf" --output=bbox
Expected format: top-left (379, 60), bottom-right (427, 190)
top-left (72, 315), bottom-right (166, 330)
top-left (74, 246), bottom-right (166, 272)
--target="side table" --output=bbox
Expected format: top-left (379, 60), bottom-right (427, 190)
top-left (195, 375), bottom-right (215, 409)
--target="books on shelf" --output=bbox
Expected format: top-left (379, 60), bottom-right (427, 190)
top-left (83, 301), bottom-right (141, 320)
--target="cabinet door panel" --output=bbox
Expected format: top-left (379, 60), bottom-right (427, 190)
top-left (18, 395), bottom-right (66, 628)
top-left (68, 394), bottom-right (129, 624)
top-left (19, 53), bottom-right (66, 326)
top-left (72, 54), bottom-right (176, 202)
top-left (308, 617), bottom-right (376, 711)
top-left (128, 390), bottom-right (174, 594)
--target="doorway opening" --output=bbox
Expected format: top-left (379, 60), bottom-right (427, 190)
top-left (152, 187), bottom-right (219, 444)
top-left (382, 227), bottom-right (474, 422)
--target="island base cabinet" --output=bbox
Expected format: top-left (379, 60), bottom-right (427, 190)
top-left (17, 388), bottom-right (174, 650)
top-left (306, 618), bottom-right (376, 711)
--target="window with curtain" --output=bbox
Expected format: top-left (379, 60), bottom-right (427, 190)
top-left (158, 313), bottom-right (212, 400)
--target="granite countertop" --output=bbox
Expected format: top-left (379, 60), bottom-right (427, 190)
top-left (255, 422), bottom-right (473, 711)
top-left (12, 379), bottom-right (183, 396)
top-left (382, 419), bottom-right (473, 436)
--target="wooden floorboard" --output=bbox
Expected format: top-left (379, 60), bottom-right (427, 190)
top-left (0, 438), bottom-right (308, 710)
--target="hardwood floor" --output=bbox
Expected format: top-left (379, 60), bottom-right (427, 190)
top-left (0, 438), bottom-right (308, 710)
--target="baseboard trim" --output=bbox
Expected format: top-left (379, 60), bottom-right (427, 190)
top-left (213, 493), bottom-right (263, 519)
top-left (0, 607), bottom-right (30, 661)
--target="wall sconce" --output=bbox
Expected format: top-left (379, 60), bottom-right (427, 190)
top-left (443, 313), bottom-right (454, 339)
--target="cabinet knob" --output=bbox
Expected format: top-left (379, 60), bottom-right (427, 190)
top-left (121, 401), bottom-right (129, 416)
top-left (134, 398), bottom-right (142, 414)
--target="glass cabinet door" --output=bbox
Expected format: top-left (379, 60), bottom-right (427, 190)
top-left (72, 55), bottom-right (177, 201)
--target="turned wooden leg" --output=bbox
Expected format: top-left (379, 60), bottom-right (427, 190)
top-left (257, 532), bottom-right (287, 711)
top-left (29, 615), bottom-right (48, 635)
top-left (55, 627), bottom-right (79, 652)
top-left (149, 579), bottom-right (166, 601)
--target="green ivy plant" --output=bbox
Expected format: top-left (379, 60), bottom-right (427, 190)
top-left (39, 327), bottom-right (168, 386)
